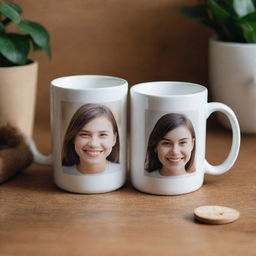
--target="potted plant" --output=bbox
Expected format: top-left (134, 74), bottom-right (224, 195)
top-left (178, 0), bottom-right (256, 133)
top-left (0, 0), bottom-right (51, 140)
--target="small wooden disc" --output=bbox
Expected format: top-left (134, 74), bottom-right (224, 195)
top-left (194, 205), bottom-right (240, 225)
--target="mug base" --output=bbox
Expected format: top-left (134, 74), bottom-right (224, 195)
top-left (131, 182), bottom-right (202, 196)
top-left (131, 173), bottom-right (204, 196)
top-left (55, 182), bottom-right (125, 194)
top-left (54, 169), bottom-right (126, 194)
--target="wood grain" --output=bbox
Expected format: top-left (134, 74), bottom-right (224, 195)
top-left (0, 127), bottom-right (255, 256)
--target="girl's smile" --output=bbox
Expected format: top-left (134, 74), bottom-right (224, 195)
top-left (165, 156), bottom-right (185, 163)
top-left (82, 149), bottom-right (103, 158)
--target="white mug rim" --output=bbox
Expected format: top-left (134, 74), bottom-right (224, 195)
top-left (51, 75), bottom-right (128, 91)
top-left (131, 81), bottom-right (207, 98)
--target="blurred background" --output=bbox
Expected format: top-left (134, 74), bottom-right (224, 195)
top-left (15, 0), bottom-right (212, 149)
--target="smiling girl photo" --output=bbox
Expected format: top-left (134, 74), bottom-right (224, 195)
top-left (62, 103), bottom-right (120, 175)
top-left (145, 113), bottom-right (196, 177)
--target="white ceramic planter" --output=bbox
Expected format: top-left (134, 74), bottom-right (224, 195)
top-left (209, 38), bottom-right (256, 133)
top-left (0, 61), bottom-right (38, 140)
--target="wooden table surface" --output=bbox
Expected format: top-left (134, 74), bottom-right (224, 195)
top-left (1, 127), bottom-right (256, 256)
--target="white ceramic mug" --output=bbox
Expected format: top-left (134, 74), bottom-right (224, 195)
top-left (30, 75), bottom-right (128, 194)
top-left (130, 81), bottom-right (240, 195)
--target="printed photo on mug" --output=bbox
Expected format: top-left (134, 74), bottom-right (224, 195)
top-left (61, 101), bottom-right (121, 176)
top-left (144, 111), bottom-right (196, 178)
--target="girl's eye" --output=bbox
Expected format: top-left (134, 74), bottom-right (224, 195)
top-left (161, 141), bottom-right (171, 146)
top-left (179, 141), bottom-right (188, 146)
top-left (100, 133), bottom-right (108, 137)
top-left (80, 133), bottom-right (89, 137)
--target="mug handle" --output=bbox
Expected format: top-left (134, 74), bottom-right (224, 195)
top-left (29, 140), bottom-right (53, 165)
top-left (204, 102), bottom-right (240, 175)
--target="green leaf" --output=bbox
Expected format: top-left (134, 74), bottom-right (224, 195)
top-left (242, 11), bottom-right (256, 21)
top-left (219, 0), bottom-right (234, 8)
top-left (239, 22), bottom-right (256, 42)
top-left (233, 0), bottom-right (255, 18)
top-left (30, 39), bottom-right (42, 51)
top-left (208, 0), bottom-right (231, 22)
top-left (178, 5), bottom-right (208, 19)
top-left (7, 2), bottom-right (23, 14)
top-left (0, 2), bottom-right (21, 24)
top-left (0, 34), bottom-right (30, 64)
top-left (0, 35), bottom-right (8, 49)
top-left (17, 20), bottom-right (51, 58)
top-left (0, 23), bottom-right (5, 33)
top-left (218, 0), bottom-right (238, 17)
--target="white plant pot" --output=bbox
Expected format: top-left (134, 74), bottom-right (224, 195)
top-left (0, 61), bottom-right (38, 141)
top-left (209, 38), bottom-right (256, 133)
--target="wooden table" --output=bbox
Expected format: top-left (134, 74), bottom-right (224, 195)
top-left (1, 127), bottom-right (256, 256)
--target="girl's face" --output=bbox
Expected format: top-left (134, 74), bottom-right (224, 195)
top-left (74, 116), bottom-right (117, 166)
top-left (155, 125), bottom-right (194, 174)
